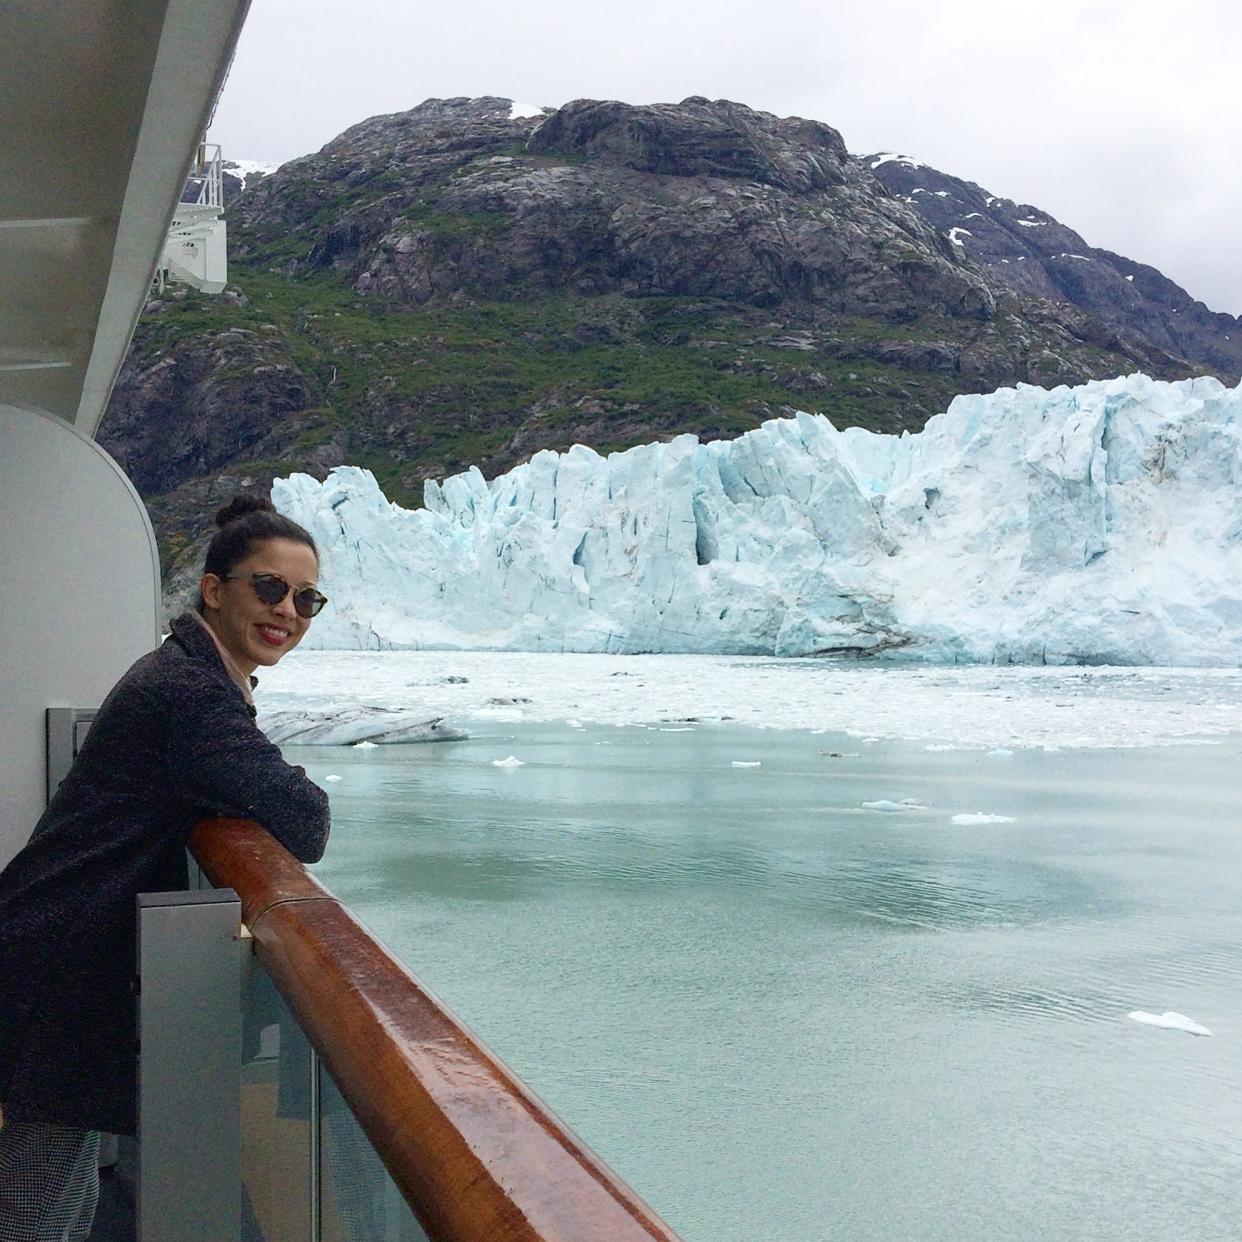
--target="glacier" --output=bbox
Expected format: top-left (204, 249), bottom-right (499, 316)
top-left (271, 373), bottom-right (1242, 665)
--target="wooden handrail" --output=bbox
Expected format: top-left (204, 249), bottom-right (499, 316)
top-left (190, 817), bottom-right (684, 1242)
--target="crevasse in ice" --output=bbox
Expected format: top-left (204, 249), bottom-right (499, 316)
top-left (272, 373), bottom-right (1242, 665)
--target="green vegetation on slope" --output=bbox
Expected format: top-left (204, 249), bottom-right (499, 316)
top-left (136, 262), bottom-right (986, 514)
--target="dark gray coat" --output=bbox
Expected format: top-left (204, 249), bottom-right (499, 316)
top-left (0, 612), bottom-right (330, 1135)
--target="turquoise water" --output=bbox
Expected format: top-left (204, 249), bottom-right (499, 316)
top-left (298, 721), bottom-right (1242, 1241)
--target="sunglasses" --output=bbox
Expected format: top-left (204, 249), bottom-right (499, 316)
top-left (220, 572), bottom-right (328, 619)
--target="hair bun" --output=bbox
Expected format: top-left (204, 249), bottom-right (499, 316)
top-left (214, 494), bottom-right (277, 529)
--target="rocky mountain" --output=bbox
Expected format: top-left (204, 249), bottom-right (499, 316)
top-left (96, 96), bottom-right (1235, 606)
top-left (864, 153), bottom-right (1241, 377)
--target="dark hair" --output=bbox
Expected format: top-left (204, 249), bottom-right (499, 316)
top-left (197, 494), bottom-right (318, 609)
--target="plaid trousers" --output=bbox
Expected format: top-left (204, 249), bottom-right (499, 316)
top-left (0, 1116), bottom-right (100, 1242)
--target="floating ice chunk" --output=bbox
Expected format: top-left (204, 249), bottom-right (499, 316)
top-left (987, 748), bottom-right (1015, 756)
top-left (353, 740), bottom-right (378, 749)
top-left (492, 755), bottom-right (525, 768)
top-left (950, 812), bottom-right (1016, 824)
top-left (660, 726), bottom-right (695, 732)
top-left (565, 718), bottom-right (583, 727)
top-left (260, 706), bottom-right (468, 746)
top-left (731, 760), bottom-right (762, 768)
top-left (1128, 1011), bottom-right (1212, 1036)
top-left (324, 774), bottom-right (343, 782)
top-left (863, 798), bottom-right (928, 812)
top-left (925, 744), bottom-right (958, 752)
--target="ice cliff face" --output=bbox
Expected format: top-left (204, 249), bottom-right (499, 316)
top-left (272, 374), bottom-right (1242, 665)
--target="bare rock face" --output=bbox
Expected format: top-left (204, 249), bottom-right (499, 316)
top-left (100, 313), bottom-right (314, 495)
top-left (526, 97), bottom-right (850, 190)
top-left (864, 154), bottom-right (1241, 379)
top-left (296, 97), bottom-right (997, 323)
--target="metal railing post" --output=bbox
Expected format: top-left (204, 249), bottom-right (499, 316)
top-left (137, 888), bottom-right (244, 1241)
top-left (309, 1047), bottom-right (322, 1242)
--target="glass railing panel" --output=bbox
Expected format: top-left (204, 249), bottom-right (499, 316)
top-left (318, 1070), bottom-right (431, 1242)
top-left (191, 818), bottom-right (682, 1242)
top-left (240, 960), bottom-right (314, 1242)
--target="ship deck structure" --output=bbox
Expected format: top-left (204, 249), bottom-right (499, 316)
top-left (0, 5), bottom-right (684, 1239)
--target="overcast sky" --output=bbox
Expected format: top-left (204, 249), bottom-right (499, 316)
top-left (210, 0), bottom-right (1241, 316)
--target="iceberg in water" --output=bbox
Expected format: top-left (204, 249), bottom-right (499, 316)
top-left (1128, 1010), bottom-right (1212, 1036)
top-left (259, 706), bottom-right (469, 746)
top-left (272, 374), bottom-right (1242, 664)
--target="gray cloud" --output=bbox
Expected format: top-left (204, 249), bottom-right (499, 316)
top-left (210, 0), bottom-right (1240, 316)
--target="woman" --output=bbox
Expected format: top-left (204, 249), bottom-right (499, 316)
top-left (0, 495), bottom-right (331, 1240)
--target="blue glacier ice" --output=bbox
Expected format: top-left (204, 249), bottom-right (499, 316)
top-left (272, 374), bottom-right (1242, 665)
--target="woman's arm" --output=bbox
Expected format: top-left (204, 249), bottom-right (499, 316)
top-left (161, 678), bottom-right (331, 863)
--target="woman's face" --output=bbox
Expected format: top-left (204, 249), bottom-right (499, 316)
top-left (199, 537), bottom-right (320, 674)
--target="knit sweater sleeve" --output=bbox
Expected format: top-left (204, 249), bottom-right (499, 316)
top-left (160, 675), bottom-right (331, 863)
